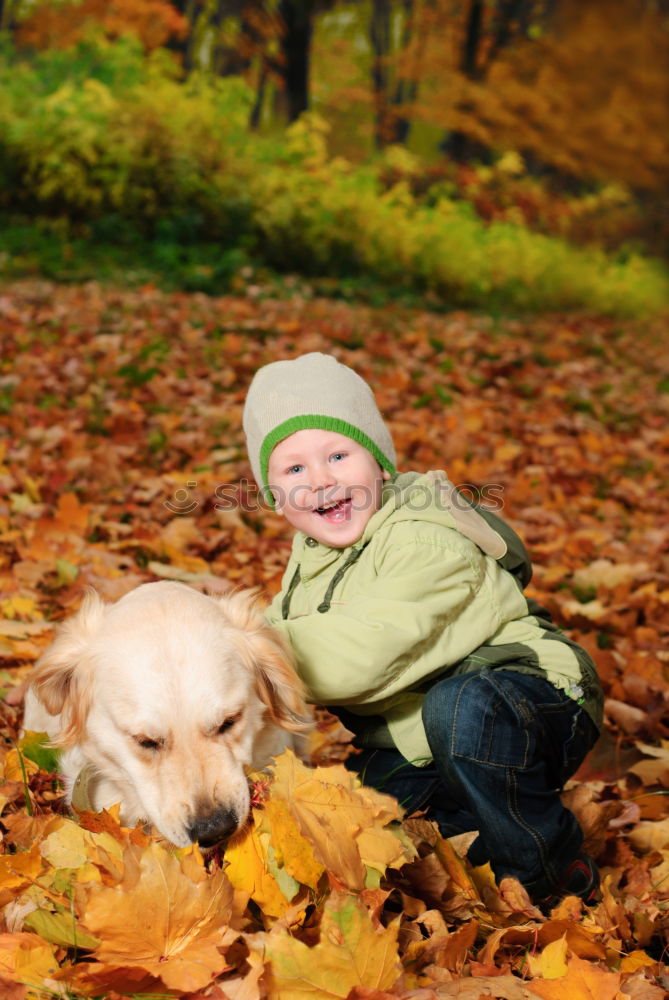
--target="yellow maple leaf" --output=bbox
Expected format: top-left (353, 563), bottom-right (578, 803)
top-left (528, 954), bottom-right (621, 1000)
top-left (268, 751), bottom-right (410, 891)
top-left (262, 796), bottom-right (325, 890)
top-left (40, 816), bottom-right (122, 872)
top-left (77, 841), bottom-right (236, 993)
top-left (620, 949), bottom-right (658, 973)
top-left (258, 891), bottom-right (400, 998)
top-left (0, 931), bottom-right (59, 990)
top-left (527, 934), bottom-right (568, 979)
top-left (24, 908), bottom-right (101, 952)
top-left (224, 817), bottom-right (298, 918)
top-left (3, 748), bottom-right (39, 784)
top-left (356, 825), bottom-right (411, 877)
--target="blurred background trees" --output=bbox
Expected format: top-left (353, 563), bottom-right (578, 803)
top-left (7, 0), bottom-right (668, 193)
top-left (0, 0), bottom-right (667, 311)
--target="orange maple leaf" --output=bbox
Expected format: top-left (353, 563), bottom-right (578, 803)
top-left (528, 954), bottom-right (621, 1000)
top-left (77, 841), bottom-right (237, 992)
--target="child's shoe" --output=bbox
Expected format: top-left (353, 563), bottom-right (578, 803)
top-left (539, 853), bottom-right (600, 915)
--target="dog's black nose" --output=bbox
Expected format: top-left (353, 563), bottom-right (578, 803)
top-left (187, 807), bottom-right (239, 848)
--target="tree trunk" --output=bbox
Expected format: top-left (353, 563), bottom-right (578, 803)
top-left (278, 0), bottom-right (314, 122)
top-left (249, 62), bottom-right (269, 129)
top-left (164, 0), bottom-right (201, 70)
top-left (441, 0), bottom-right (485, 160)
top-left (392, 0), bottom-right (418, 145)
top-left (484, 0), bottom-right (533, 75)
top-left (461, 0), bottom-right (484, 79)
top-left (370, 0), bottom-right (393, 147)
top-left (0, 0), bottom-right (20, 33)
top-left (443, 0), bottom-right (545, 162)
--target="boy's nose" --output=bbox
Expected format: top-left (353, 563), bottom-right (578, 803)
top-left (309, 463), bottom-right (336, 491)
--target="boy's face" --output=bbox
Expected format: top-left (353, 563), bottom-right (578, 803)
top-left (267, 429), bottom-right (390, 548)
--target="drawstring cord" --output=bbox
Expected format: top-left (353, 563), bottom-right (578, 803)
top-left (281, 543), bottom-right (369, 619)
top-left (281, 565), bottom-right (301, 620)
top-left (316, 545), bottom-right (367, 613)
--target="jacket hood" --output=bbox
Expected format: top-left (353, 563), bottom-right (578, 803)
top-left (359, 470), bottom-right (508, 559)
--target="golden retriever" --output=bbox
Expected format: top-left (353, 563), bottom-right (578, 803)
top-left (23, 581), bottom-right (307, 847)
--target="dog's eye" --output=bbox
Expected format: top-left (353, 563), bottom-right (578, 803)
top-left (216, 712), bottom-right (242, 736)
top-left (134, 735), bottom-right (162, 751)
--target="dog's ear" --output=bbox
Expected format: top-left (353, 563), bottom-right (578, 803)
top-left (28, 590), bottom-right (107, 744)
top-left (250, 623), bottom-right (309, 732)
top-left (218, 590), bottom-right (309, 733)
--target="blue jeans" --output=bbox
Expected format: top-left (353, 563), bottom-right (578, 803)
top-left (343, 669), bottom-right (599, 899)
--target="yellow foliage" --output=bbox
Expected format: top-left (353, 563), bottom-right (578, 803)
top-left (257, 891), bottom-right (401, 999)
top-left (268, 750), bottom-right (414, 891)
top-left (528, 953), bottom-right (621, 1000)
top-left (39, 816), bottom-right (122, 873)
top-left (0, 932), bottom-right (60, 991)
top-left (224, 817), bottom-right (298, 918)
top-left (261, 796), bottom-right (325, 890)
top-left (3, 748), bottom-right (39, 784)
top-left (526, 934), bottom-right (569, 979)
top-left (285, 112), bottom-right (331, 170)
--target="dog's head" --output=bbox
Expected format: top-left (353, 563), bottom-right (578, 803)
top-left (27, 581), bottom-right (308, 847)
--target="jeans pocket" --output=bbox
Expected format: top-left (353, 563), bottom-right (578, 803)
top-left (527, 695), bottom-right (599, 784)
top-left (560, 706), bottom-right (599, 778)
top-left (450, 673), bottom-right (538, 770)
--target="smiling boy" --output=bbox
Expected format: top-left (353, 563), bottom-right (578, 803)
top-left (267, 428), bottom-right (390, 548)
top-left (243, 351), bottom-right (604, 912)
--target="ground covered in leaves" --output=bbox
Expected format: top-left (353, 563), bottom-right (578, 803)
top-left (0, 280), bottom-right (668, 999)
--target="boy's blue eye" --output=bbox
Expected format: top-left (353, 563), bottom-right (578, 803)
top-left (330, 452), bottom-right (346, 462)
top-left (287, 464), bottom-right (304, 474)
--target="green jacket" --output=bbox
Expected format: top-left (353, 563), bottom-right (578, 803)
top-left (266, 471), bottom-right (603, 765)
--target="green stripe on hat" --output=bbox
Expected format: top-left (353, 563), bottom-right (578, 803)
top-left (260, 415), bottom-right (397, 508)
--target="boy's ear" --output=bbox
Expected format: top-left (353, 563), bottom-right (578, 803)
top-left (382, 468), bottom-right (391, 480)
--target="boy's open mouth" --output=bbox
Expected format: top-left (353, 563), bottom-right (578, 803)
top-left (315, 498), bottom-right (352, 521)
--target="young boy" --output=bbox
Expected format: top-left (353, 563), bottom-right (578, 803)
top-left (243, 351), bottom-right (603, 910)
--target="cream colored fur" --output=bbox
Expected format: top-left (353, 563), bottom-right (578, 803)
top-left (23, 581), bottom-right (308, 847)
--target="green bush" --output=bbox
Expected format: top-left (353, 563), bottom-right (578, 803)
top-left (0, 36), bottom-right (256, 236)
top-left (0, 35), bottom-right (667, 316)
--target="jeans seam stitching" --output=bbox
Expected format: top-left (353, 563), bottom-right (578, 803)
top-left (507, 766), bottom-right (556, 885)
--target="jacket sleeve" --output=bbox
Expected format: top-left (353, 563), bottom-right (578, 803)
top-left (265, 532), bottom-right (493, 706)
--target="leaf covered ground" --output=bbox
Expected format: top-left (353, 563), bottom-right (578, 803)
top-left (0, 280), bottom-right (668, 999)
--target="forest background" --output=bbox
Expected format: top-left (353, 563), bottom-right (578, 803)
top-left (0, 0), bottom-right (668, 314)
top-left (1, 2), bottom-right (669, 998)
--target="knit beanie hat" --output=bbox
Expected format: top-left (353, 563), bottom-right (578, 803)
top-left (243, 352), bottom-right (397, 501)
